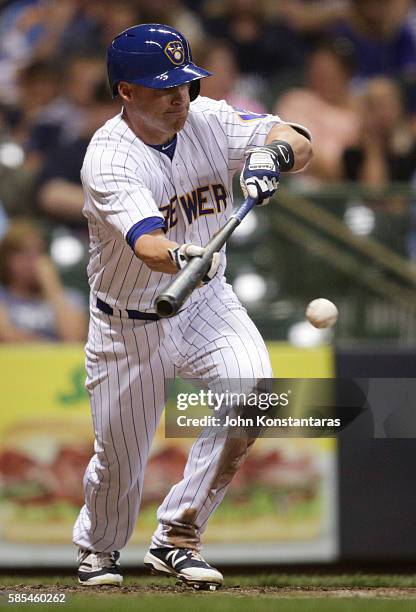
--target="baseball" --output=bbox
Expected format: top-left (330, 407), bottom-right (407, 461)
top-left (306, 298), bottom-right (338, 329)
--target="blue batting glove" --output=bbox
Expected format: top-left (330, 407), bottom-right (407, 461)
top-left (240, 146), bottom-right (280, 206)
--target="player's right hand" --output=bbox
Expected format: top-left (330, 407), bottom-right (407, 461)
top-left (240, 146), bottom-right (280, 206)
top-left (168, 244), bottom-right (220, 284)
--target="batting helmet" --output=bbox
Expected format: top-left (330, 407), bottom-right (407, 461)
top-left (107, 23), bottom-right (211, 100)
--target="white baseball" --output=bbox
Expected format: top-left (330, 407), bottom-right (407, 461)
top-left (305, 298), bottom-right (338, 329)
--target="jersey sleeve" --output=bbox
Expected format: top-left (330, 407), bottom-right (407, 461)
top-left (81, 145), bottom-right (164, 241)
top-left (215, 99), bottom-right (310, 173)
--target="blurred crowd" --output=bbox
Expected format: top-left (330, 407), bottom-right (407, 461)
top-left (1, 0), bottom-right (416, 342)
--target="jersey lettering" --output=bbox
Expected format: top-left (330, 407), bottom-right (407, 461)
top-left (171, 183), bottom-right (227, 228)
top-left (178, 191), bottom-right (198, 224)
top-left (197, 186), bottom-right (213, 215)
top-left (212, 184), bottom-right (227, 213)
top-left (159, 195), bottom-right (178, 229)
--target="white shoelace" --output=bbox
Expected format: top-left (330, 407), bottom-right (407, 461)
top-left (188, 550), bottom-right (205, 563)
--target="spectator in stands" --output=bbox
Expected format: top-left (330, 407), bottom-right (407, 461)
top-left (23, 0), bottom-right (92, 61)
top-left (25, 54), bottom-right (105, 171)
top-left (12, 60), bottom-right (59, 149)
top-left (201, 0), bottom-right (305, 77)
top-left (0, 161), bottom-right (35, 219)
top-left (199, 41), bottom-right (267, 113)
top-left (341, 77), bottom-right (416, 187)
top-left (35, 80), bottom-right (117, 230)
top-left (275, 40), bottom-right (360, 182)
top-left (139, 0), bottom-right (204, 51)
top-left (95, 1), bottom-right (141, 43)
top-left (0, 219), bottom-right (86, 342)
top-left (276, 0), bottom-right (349, 37)
top-left (341, 77), bottom-right (416, 257)
top-left (406, 0), bottom-right (416, 40)
top-left (62, 0), bottom-right (142, 57)
top-left (0, 0), bottom-right (42, 105)
top-left (332, 0), bottom-right (416, 81)
top-left (0, 61), bottom-right (58, 188)
top-left (0, 61), bottom-right (59, 217)
top-left (0, 0), bottom-right (92, 103)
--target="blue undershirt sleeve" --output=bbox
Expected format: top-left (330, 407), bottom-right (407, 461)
top-left (126, 216), bottom-right (166, 251)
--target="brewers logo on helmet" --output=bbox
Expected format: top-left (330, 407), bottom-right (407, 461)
top-left (164, 41), bottom-right (185, 65)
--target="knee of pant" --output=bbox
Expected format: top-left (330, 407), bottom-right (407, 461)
top-left (94, 437), bottom-right (148, 473)
top-left (89, 449), bottom-right (127, 476)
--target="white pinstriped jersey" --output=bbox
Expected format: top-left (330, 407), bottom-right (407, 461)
top-left (82, 96), bottom-right (286, 312)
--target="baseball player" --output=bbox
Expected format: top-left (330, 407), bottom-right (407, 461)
top-left (73, 23), bottom-right (312, 589)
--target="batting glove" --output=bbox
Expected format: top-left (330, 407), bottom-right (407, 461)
top-left (168, 243), bottom-right (220, 284)
top-left (240, 146), bottom-right (280, 206)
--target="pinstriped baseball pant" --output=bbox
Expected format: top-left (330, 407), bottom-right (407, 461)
top-left (73, 281), bottom-right (272, 553)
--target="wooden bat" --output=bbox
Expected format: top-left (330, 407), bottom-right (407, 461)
top-left (154, 196), bottom-right (257, 318)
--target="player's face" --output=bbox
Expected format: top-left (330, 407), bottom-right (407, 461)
top-left (119, 82), bottom-right (191, 143)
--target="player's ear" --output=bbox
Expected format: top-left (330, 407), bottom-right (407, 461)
top-left (118, 82), bottom-right (133, 101)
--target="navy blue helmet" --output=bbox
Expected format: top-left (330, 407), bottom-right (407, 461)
top-left (107, 23), bottom-right (211, 100)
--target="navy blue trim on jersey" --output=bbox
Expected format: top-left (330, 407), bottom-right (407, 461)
top-left (126, 217), bottom-right (166, 250)
top-left (148, 135), bottom-right (177, 160)
top-left (234, 108), bottom-right (268, 121)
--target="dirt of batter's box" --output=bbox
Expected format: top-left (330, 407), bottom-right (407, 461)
top-left (2, 585), bottom-right (416, 599)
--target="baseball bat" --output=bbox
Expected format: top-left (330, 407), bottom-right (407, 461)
top-left (155, 196), bottom-right (257, 317)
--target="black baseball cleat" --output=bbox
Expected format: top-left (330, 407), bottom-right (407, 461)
top-left (144, 547), bottom-right (223, 590)
top-left (77, 549), bottom-right (123, 586)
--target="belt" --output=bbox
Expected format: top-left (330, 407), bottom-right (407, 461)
top-left (96, 298), bottom-right (160, 321)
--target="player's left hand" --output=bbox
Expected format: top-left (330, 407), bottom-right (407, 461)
top-left (168, 243), bottom-right (220, 284)
top-left (240, 146), bottom-right (280, 206)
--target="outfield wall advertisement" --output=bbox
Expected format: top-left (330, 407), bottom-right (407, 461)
top-left (0, 344), bottom-right (337, 566)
